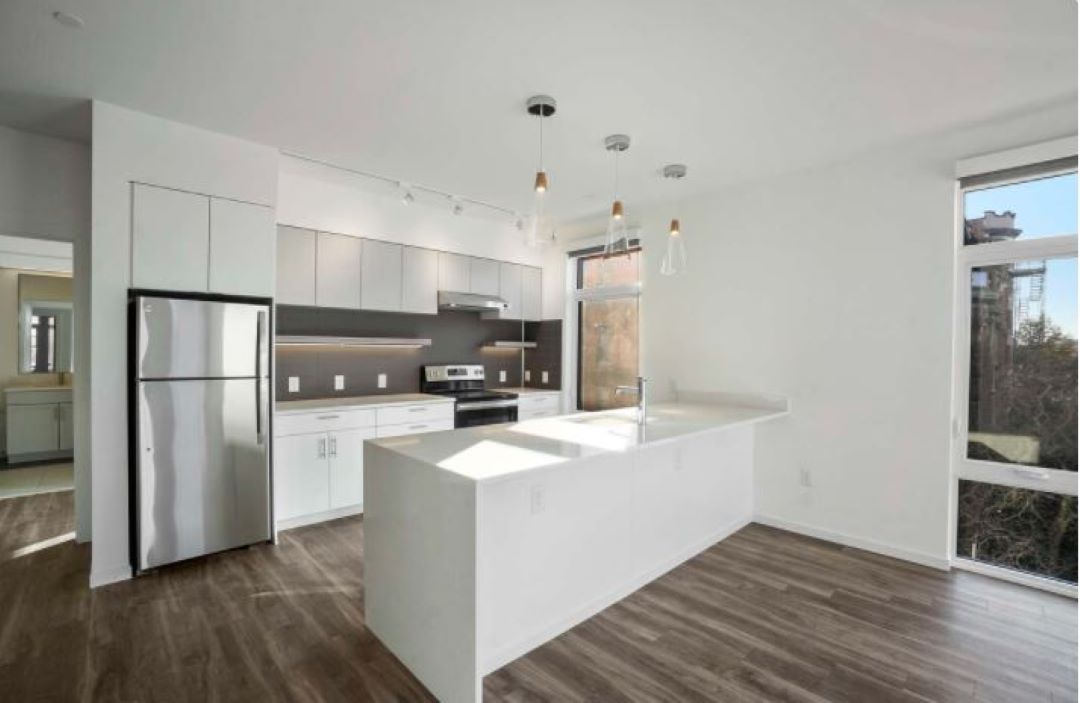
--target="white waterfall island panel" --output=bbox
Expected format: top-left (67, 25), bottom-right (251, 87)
top-left (363, 400), bottom-right (788, 703)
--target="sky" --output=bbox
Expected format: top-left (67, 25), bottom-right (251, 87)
top-left (965, 172), bottom-right (1077, 338)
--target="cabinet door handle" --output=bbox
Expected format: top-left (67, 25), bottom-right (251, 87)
top-left (317, 437), bottom-right (327, 459)
top-left (329, 436), bottom-right (337, 458)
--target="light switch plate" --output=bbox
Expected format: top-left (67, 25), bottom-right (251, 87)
top-left (288, 376), bottom-right (300, 393)
top-left (499, 370), bottom-right (507, 383)
top-left (334, 375), bottom-right (345, 391)
top-left (541, 371), bottom-right (549, 384)
top-left (377, 373), bottom-right (387, 389)
top-left (524, 370), bottom-right (531, 382)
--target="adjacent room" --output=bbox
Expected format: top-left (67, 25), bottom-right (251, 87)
top-left (0, 2), bottom-right (1075, 701)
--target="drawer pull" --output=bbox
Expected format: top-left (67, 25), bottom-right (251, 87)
top-left (316, 414), bottom-right (341, 420)
top-left (409, 424), bottom-right (428, 430)
top-left (408, 407), bottom-right (427, 413)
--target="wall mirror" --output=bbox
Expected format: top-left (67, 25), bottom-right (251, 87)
top-left (18, 273), bottom-right (74, 374)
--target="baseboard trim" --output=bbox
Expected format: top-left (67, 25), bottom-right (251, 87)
top-left (753, 513), bottom-right (949, 571)
top-left (276, 504), bottom-right (363, 532)
top-left (481, 516), bottom-right (751, 675)
top-left (90, 564), bottom-right (132, 589)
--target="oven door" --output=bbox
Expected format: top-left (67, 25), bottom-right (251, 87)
top-left (455, 400), bottom-right (518, 428)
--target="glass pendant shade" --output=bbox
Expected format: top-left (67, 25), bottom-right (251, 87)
top-left (525, 95), bottom-right (556, 247)
top-left (660, 218), bottom-right (687, 276)
top-left (604, 199), bottom-right (630, 257)
top-left (526, 171), bottom-right (553, 246)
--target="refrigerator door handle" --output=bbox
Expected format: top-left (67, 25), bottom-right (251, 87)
top-left (255, 309), bottom-right (265, 444)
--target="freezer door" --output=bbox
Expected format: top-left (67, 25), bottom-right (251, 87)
top-left (137, 378), bottom-right (270, 570)
top-left (137, 296), bottom-right (270, 379)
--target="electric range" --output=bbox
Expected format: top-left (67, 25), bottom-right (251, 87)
top-left (420, 364), bottom-right (518, 428)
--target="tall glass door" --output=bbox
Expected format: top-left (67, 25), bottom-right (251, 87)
top-left (954, 166), bottom-right (1078, 587)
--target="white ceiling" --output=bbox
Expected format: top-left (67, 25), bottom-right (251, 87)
top-left (0, 0), bottom-right (1075, 221)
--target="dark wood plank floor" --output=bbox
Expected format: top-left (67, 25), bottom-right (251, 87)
top-left (1, 491), bottom-right (1075, 702)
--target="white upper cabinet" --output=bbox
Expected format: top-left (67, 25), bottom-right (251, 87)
top-left (402, 246), bottom-right (439, 314)
top-left (132, 183), bottom-right (209, 292)
top-left (522, 266), bottom-right (542, 321)
top-left (316, 232), bottom-right (362, 309)
top-left (469, 258), bottom-right (500, 296)
top-left (276, 226), bottom-right (317, 305)
top-left (438, 252), bottom-right (470, 292)
top-left (209, 198), bottom-right (275, 297)
top-left (498, 263), bottom-right (523, 319)
top-left (360, 239), bottom-right (403, 312)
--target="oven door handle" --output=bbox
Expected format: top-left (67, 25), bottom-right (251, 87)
top-left (456, 399), bottom-right (519, 411)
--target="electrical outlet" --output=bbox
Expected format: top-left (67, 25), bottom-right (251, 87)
top-left (377, 373), bottom-right (387, 389)
top-left (530, 485), bottom-right (545, 515)
top-left (499, 370), bottom-right (507, 383)
top-left (334, 374), bottom-right (345, 391)
top-left (524, 370), bottom-right (531, 382)
top-left (799, 467), bottom-right (813, 488)
top-left (288, 376), bottom-right (300, 393)
top-left (541, 371), bottom-right (549, 384)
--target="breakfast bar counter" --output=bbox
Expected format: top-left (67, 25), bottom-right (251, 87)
top-left (363, 397), bottom-right (788, 702)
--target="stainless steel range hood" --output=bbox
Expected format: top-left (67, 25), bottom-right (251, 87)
top-left (438, 290), bottom-right (509, 312)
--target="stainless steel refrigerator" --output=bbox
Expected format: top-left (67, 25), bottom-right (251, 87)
top-left (131, 293), bottom-right (272, 573)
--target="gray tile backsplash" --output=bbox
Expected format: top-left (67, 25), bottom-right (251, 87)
top-left (275, 306), bottom-right (560, 400)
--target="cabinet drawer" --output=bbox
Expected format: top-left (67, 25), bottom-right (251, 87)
top-left (375, 402), bottom-right (453, 427)
top-left (519, 395), bottom-right (560, 411)
top-left (376, 419), bottom-right (454, 438)
top-left (519, 407), bottom-right (560, 421)
top-left (275, 408), bottom-right (376, 436)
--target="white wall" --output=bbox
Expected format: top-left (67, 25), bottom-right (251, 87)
top-left (628, 103), bottom-right (1077, 568)
top-left (277, 155), bottom-right (564, 318)
top-left (0, 124), bottom-right (88, 242)
top-left (0, 126), bottom-right (90, 541)
top-left (88, 101), bottom-right (278, 587)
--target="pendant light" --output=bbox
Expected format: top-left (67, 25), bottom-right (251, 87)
top-left (659, 164), bottom-right (688, 276)
top-left (525, 95), bottom-right (556, 247)
top-left (603, 134), bottom-right (631, 258)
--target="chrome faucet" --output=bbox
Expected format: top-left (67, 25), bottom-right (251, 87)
top-left (614, 376), bottom-right (647, 425)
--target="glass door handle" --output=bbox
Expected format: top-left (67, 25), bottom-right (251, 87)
top-left (1013, 466), bottom-right (1050, 480)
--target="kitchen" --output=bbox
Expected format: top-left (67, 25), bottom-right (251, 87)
top-left (0, 2), bottom-right (1077, 702)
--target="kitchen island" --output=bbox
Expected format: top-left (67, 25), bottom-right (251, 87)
top-left (363, 396), bottom-right (788, 703)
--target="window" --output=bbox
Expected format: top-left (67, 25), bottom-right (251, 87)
top-left (27, 314), bottom-right (57, 373)
top-left (572, 248), bottom-right (641, 411)
top-left (954, 155), bottom-right (1078, 589)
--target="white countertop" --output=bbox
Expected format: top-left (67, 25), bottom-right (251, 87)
top-left (275, 393), bottom-right (453, 414)
top-left (370, 401), bottom-right (788, 482)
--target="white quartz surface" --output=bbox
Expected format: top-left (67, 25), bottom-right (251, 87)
top-left (275, 393), bottom-right (453, 414)
top-left (370, 402), bottom-right (787, 482)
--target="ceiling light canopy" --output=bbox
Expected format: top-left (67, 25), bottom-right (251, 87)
top-left (525, 94), bottom-right (557, 247)
top-left (51, 10), bottom-right (84, 29)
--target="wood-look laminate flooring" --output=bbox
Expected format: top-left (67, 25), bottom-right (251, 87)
top-left (1, 491), bottom-right (1075, 702)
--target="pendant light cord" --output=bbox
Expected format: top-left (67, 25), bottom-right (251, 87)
top-left (613, 148), bottom-right (620, 199)
top-left (538, 111), bottom-right (544, 171)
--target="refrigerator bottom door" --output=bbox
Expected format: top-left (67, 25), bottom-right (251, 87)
top-left (137, 378), bottom-right (270, 571)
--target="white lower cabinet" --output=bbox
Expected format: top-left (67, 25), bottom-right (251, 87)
top-left (328, 427), bottom-right (374, 509)
top-left (274, 433), bottom-right (331, 522)
top-left (274, 399), bottom-right (452, 529)
top-left (4, 389), bottom-right (75, 463)
top-left (517, 393), bottom-right (561, 420)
